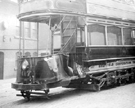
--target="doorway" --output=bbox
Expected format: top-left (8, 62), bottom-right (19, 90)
top-left (0, 52), bottom-right (4, 79)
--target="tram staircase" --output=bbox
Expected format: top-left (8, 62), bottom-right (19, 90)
top-left (54, 16), bottom-right (77, 54)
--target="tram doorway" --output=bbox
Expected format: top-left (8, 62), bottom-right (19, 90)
top-left (0, 52), bottom-right (4, 79)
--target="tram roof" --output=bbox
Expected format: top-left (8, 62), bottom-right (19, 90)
top-left (18, 0), bottom-right (135, 22)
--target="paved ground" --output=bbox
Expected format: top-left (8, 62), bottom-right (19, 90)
top-left (0, 78), bottom-right (135, 108)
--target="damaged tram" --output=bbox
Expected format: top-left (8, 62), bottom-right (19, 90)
top-left (12, 0), bottom-right (135, 99)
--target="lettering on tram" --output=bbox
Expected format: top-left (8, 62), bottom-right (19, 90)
top-left (11, 0), bottom-right (135, 100)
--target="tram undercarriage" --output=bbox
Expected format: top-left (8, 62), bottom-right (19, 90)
top-left (65, 65), bottom-right (135, 91)
top-left (12, 68), bottom-right (135, 100)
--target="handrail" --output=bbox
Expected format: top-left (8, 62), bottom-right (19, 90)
top-left (62, 17), bottom-right (73, 35)
top-left (53, 15), bottom-right (66, 32)
top-left (61, 29), bottom-right (76, 53)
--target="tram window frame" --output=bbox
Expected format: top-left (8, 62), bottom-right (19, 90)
top-left (87, 24), bottom-right (106, 46)
top-left (123, 28), bottom-right (132, 45)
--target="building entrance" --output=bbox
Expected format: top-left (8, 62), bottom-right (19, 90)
top-left (0, 52), bottom-right (4, 79)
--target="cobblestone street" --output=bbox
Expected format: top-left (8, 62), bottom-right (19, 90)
top-left (0, 78), bottom-right (135, 108)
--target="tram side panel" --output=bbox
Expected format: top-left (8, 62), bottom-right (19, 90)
top-left (75, 46), bottom-right (135, 69)
top-left (85, 46), bottom-right (135, 60)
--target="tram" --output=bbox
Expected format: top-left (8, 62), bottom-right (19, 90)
top-left (12, 0), bottom-right (135, 99)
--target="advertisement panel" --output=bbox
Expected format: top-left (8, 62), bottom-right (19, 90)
top-left (86, 0), bottom-right (135, 21)
top-left (19, 0), bottom-right (86, 14)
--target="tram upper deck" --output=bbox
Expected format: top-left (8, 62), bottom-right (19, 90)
top-left (18, 0), bottom-right (86, 21)
top-left (18, 0), bottom-right (135, 22)
top-left (18, 0), bottom-right (135, 60)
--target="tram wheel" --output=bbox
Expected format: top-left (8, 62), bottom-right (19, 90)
top-left (116, 78), bottom-right (122, 86)
top-left (44, 89), bottom-right (49, 94)
top-left (21, 91), bottom-right (31, 100)
top-left (25, 91), bottom-right (31, 100)
top-left (21, 91), bottom-right (25, 97)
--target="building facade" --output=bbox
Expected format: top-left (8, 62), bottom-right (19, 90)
top-left (0, 0), bottom-right (51, 79)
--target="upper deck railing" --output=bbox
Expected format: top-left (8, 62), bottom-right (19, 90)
top-left (86, 0), bottom-right (135, 22)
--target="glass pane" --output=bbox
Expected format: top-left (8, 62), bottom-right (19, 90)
top-left (24, 28), bottom-right (30, 38)
top-left (53, 35), bottom-right (61, 49)
top-left (107, 33), bottom-right (117, 45)
top-left (131, 30), bottom-right (135, 45)
top-left (31, 22), bottom-right (37, 38)
top-left (123, 28), bottom-right (132, 45)
top-left (88, 24), bottom-right (105, 45)
top-left (91, 32), bottom-right (105, 45)
top-left (31, 29), bottom-right (37, 39)
top-left (107, 26), bottom-right (122, 45)
top-left (24, 22), bottom-right (30, 38)
top-left (31, 22), bottom-right (37, 29)
top-left (24, 22), bottom-right (29, 28)
top-left (16, 26), bottom-right (19, 36)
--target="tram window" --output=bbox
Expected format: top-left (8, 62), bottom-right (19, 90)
top-left (131, 30), bottom-right (135, 45)
top-left (53, 34), bottom-right (61, 49)
top-left (107, 26), bottom-right (122, 45)
top-left (77, 27), bottom-right (85, 45)
top-left (123, 28), bottom-right (132, 45)
top-left (87, 24), bottom-right (105, 45)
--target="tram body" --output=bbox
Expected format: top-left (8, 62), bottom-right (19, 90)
top-left (12, 0), bottom-right (135, 99)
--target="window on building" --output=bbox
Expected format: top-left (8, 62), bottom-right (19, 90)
top-left (16, 21), bottom-right (24, 38)
top-left (123, 28), bottom-right (132, 45)
top-left (16, 19), bottom-right (20, 36)
top-left (24, 22), bottom-right (30, 38)
top-left (107, 26), bottom-right (122, 45)
top-left (31, 22), bottom-right (37, 39)
top-left (88, 24), bottom-right (105, 45)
